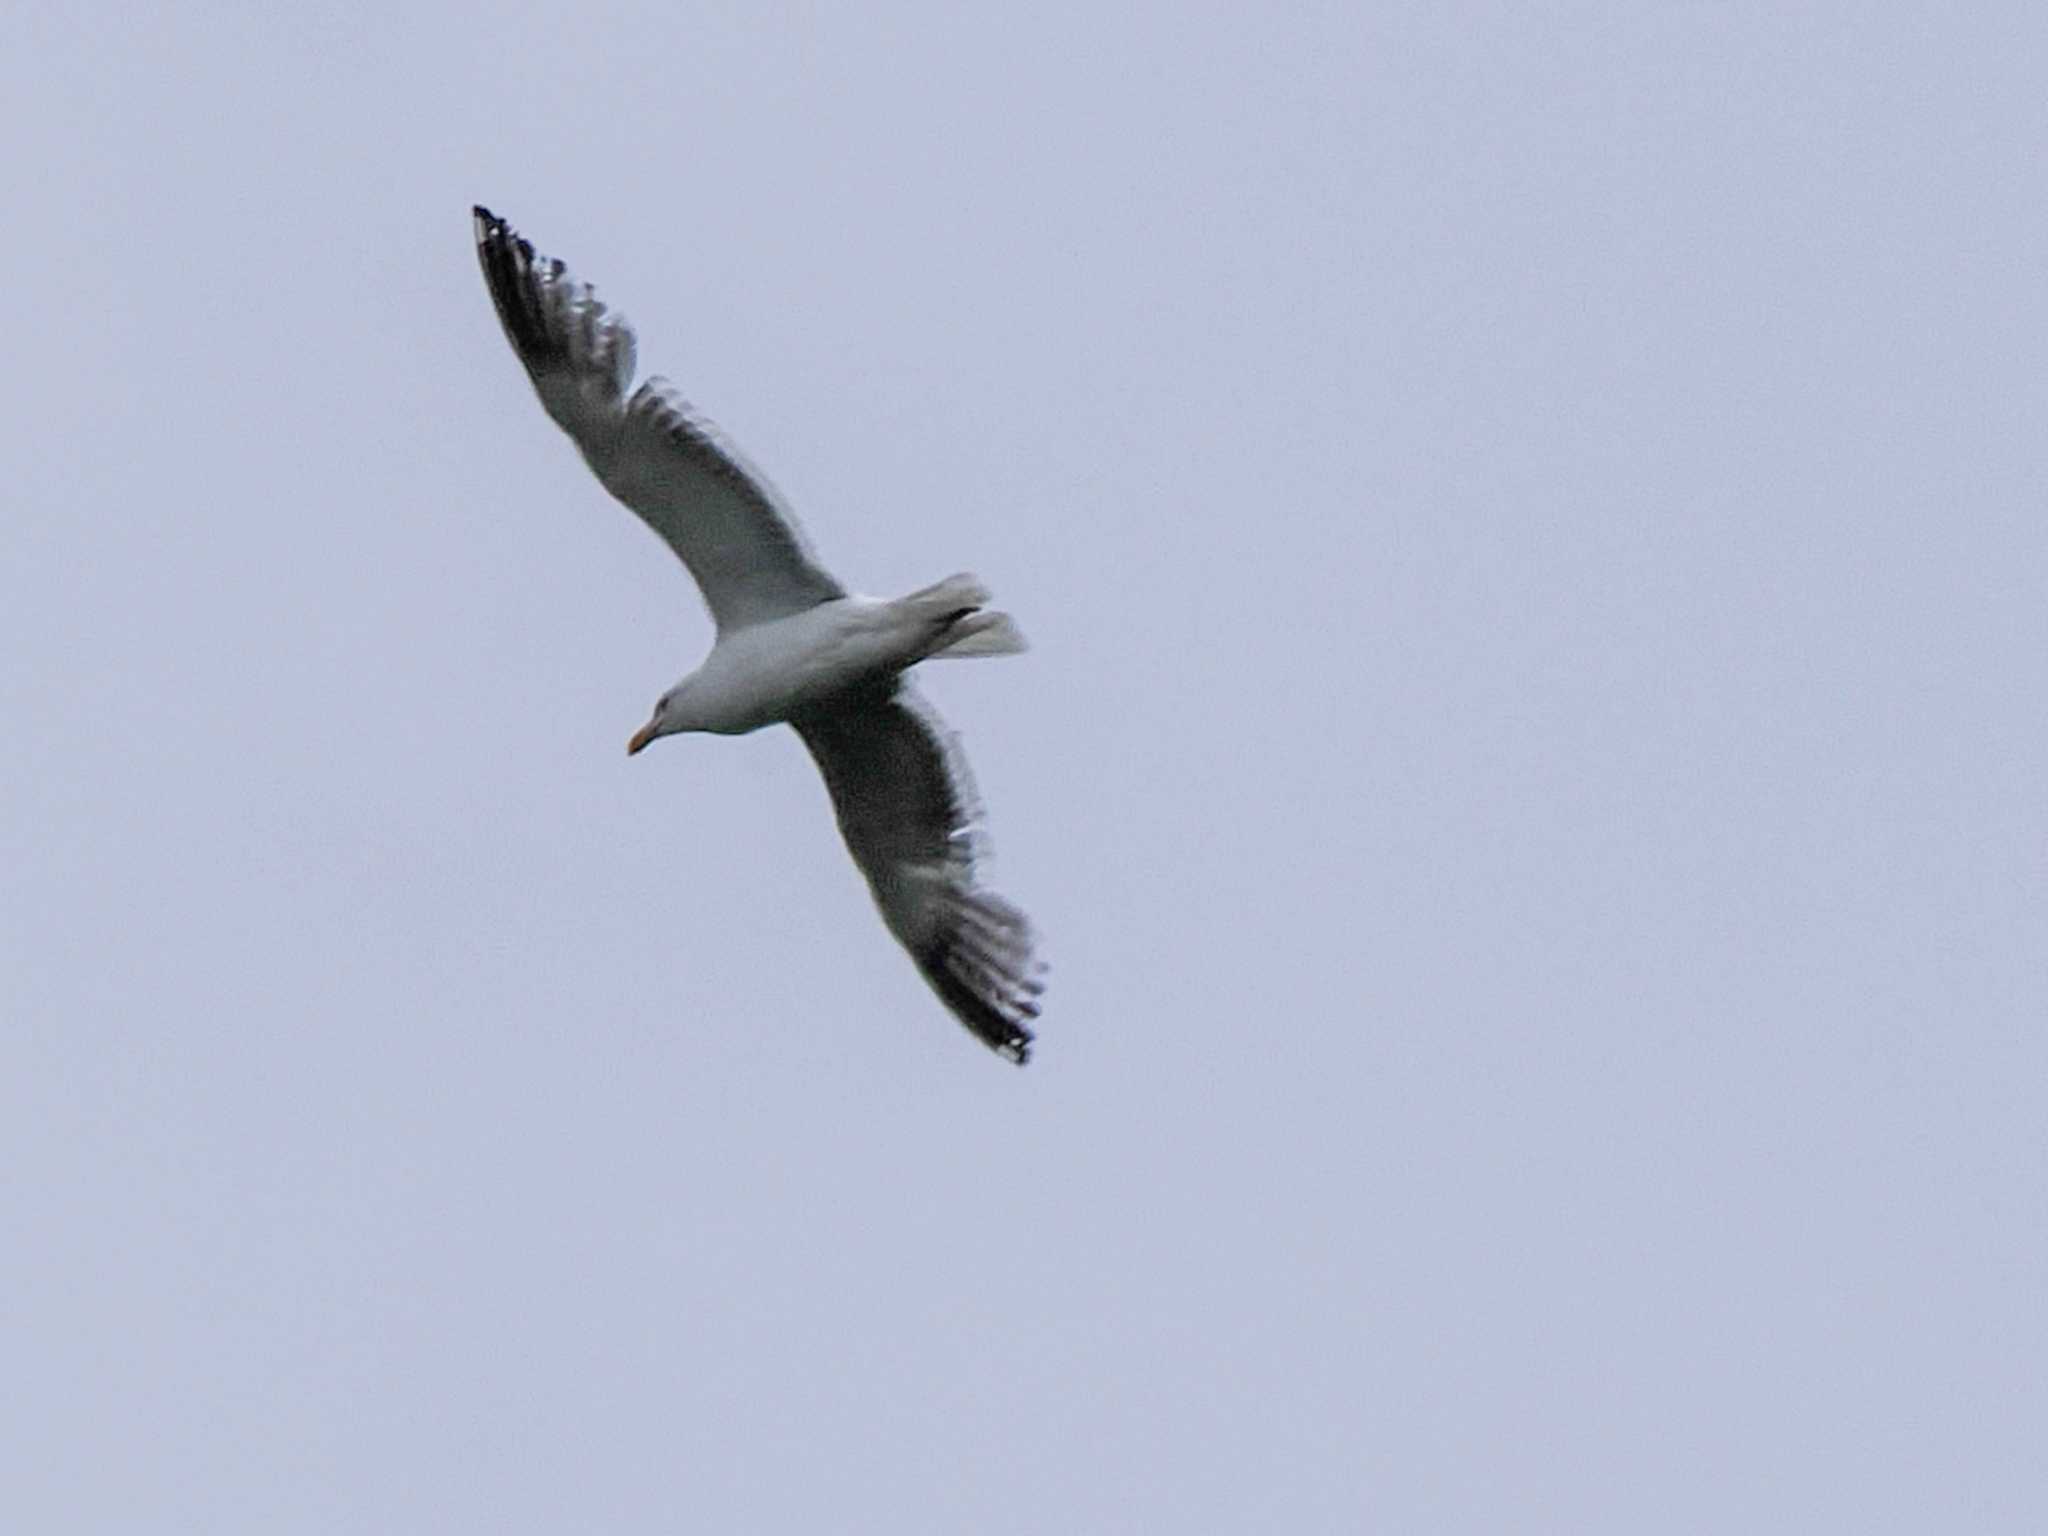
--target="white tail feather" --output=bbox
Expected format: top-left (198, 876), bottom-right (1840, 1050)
top-left (930, 611), bottom-right (1027, 657)
top-left (899, 573), bottom-right (1027, 659)
top-left (903, 572), bottom-right (992, 613)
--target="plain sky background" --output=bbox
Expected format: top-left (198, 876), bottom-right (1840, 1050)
top-left (4, 2), bottom-right (2044, 1529)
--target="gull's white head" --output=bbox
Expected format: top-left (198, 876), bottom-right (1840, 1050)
top-left (627, 683), bottom-right (694, 755)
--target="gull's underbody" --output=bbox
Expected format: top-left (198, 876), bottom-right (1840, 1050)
top-left (473, 206), bottom-right (1042, 1062)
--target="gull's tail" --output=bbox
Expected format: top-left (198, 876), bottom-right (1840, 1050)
top-left (902, 573), bottom-right (1029, 659)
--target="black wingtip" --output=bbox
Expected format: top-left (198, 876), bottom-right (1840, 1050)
top-left (473, 207), bottom-right (526, 260)
top-left (472, 206), bottom-right (561, 368)
top-left (923, 945), bottom-right (1037, 1065)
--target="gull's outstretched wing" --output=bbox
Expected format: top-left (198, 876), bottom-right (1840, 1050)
top-left (473, 206), bottom-right (844, 632)
top-left (793, 682), bottom-right (1043, 1063)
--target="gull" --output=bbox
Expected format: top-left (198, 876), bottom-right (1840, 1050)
top-left (472, 207), bottom-right (1042, 1062)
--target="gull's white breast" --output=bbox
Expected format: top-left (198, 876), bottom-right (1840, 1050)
top-left (689, 597), bottom-right (922, 733)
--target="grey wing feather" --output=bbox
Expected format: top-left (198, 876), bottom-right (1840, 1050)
top-left (793, 682), bottom-right (1043, 1063)
top-left (473, 206), bottom-right (844, 631)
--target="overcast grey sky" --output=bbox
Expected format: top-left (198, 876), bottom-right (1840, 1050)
top-left (4, 2), bottom-right (2044, 1530)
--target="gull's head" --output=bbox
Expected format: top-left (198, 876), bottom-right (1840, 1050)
top-left (627, 686), bottom-right (689, 755)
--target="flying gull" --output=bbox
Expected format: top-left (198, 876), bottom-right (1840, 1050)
top-left (472, 207), bottom-right (1042, 1062)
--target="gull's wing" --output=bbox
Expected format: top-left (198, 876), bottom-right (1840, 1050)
top-left (793, 682), bottom-right (1043, 1063)
top-left (473, 206), bottom-right (844, 632)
